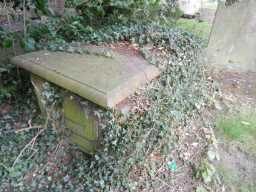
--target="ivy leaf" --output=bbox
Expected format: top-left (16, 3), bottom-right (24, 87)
top-left (35, 0), bottom-right (48, 15)
top-left (167, 160), bottom-right (177, 172)
top-left (196, 160), bottom-right (216, 184)
top-left (196, 186), bottom-right (208, 192)
top-left (2, 38), bottom-right (13, 48)
top-left (0, 67), bottom-right (8, 73)
top-left (20, 38), bottom-right (36, 51)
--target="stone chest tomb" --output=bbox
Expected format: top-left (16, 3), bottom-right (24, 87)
top-left (11, 46), bottom-right (160, 154)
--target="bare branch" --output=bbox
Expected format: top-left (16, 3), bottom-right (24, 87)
top-left (12, 128), bottom-right (46, 167)
top-left (15, 125), bottom-right (43, 133)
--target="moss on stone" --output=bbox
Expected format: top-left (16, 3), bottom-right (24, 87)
top-left (70, 133), bottom-right (98, 154)
top-left (31, 74), bottom-right (47, 114)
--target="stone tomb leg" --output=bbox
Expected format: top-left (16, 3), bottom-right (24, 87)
top-left (12, 47), bottom-right (160, 154)
top-left (63, 95), bottom-right (100, 154)
top-left (31, 74), bottom-right (100, 154)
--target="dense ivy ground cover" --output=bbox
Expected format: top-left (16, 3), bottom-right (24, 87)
top-left (0, 20), bottom-right (212, 191)
top-left (0, 1), bottom-right (212, 189)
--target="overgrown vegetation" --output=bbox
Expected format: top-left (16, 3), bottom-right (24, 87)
top-left (0, 1), bottom-right (214, 191)
top-left (0, 63), bottom-right (18, 102)
top-left (0, 0), bottom-right (184, 49)
top-left (1, 22), bottom-right (212, 191)
top-left (68, 0), bottom-right (165, 25)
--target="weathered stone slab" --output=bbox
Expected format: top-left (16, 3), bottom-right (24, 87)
top-left (207, 0), bottom-right (256, 72)
top-left (11, 48), bottom-right (160, 108)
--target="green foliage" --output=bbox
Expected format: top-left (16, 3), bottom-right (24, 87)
top-left (0, 30), bottom-right (14, 49)
top-left (1, 21), bottom-right (212, 191)
top-left (0, 85), bottom-right (16, 101)
top-left (0, 1), bottom-right (212, 190)
top-left (196, 160), bottom-right (216, 184)
top-left (0, 64), bottom-right (17, 102)
top-left (35, 0), bottom-right (49, 15)
top-left (196, 186), bottom-right (208, 192)
top-left (2, 38), bottom-right (13, 48)
top-left (0, 28), bottom-right (26, 50)
top-left (69, 0), bottom-right (169, 25)
top-left (0, 115), bottom-right (60, 191)
top-left (0, 0), bottom-right (183, 52)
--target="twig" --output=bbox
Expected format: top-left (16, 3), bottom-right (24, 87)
top-left (0, 162), bottom-right (10, 171)
top-left (12, 128), bottom-right (46, 167)
top-left (155, 177), bottom-right (172, 191)
top-left (37, 139), bottom-right (63, 174)
top-left (23, 0), bottom-right (26, 38)
top-left (12, 109), bottom-right (50, 167)
top-left (26, 148), bottom-right (38, 161)
top-left (12, 95), bottom-right (60, 168)
top-left (3, 0), bottom-right (11, 28)
top-left (15, 125), bottom-right (43, 133)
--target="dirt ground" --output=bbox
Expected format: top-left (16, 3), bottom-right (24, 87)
top-left (160, 69), bottom-right (256, 192)
top-left (212, 70), bottom-right (256, 192)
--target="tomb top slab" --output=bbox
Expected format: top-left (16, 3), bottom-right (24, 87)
top-left (11, 47), bottom-right (160, 108)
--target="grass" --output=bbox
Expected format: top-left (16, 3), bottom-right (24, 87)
top-left (216, 109), bottom-right (256, 192)
top-left (216, 109), bottom-right (256, 154)
top-left (175, 18), bottom-right (212, 40)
